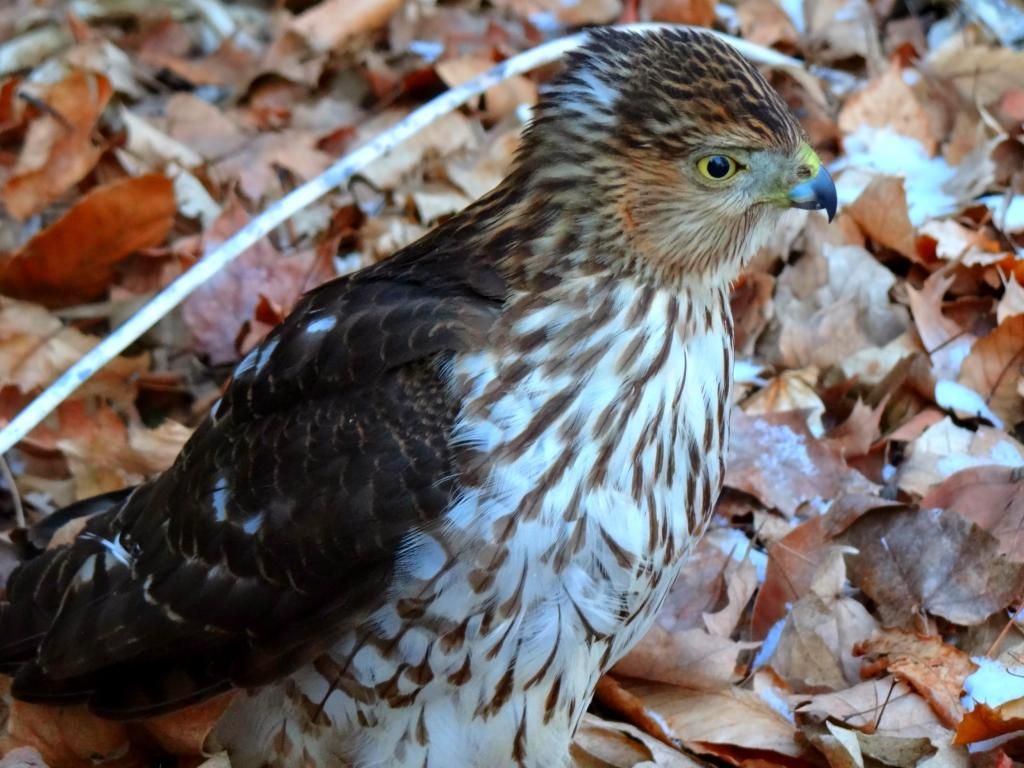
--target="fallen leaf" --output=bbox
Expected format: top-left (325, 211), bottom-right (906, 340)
top-left (1, 71), bottom-right (112, 220)
top-left (854, 629), bottom-right (978, 727)
top-left (997, 275), bottom-right (1024, 325)
top-left (620, 682), bottom-right (803, 757)
top-left (955, 700), bottom-right (1024, 746)
top-left (742, 367), bottom-right (825, 437)
top-left (138, 693), bottom-right (236, 755)
top-left (614, 625), bottom-right (757, 690)
top-left (642, 0), bottom-right (716, 25)
top-left (736, 0), bottom-right (799, 49)
top-left (797, 676), bottom-right (950, 739)
top-left (767, 550), bottom-right (879, 691)
top-left (5, 699), bottom-right (135, 768)
top-left (840, 504), bottom-right (1024, 627)
top-left (0, 298), bottom-right (148, 404)
top-left (958, 315), bottom-right (1024, 427)
top-left (776, 244), bottom-right (910, 371)
top-left (906, 272), bottom-right (976, 381)
top-left (572, 714), bottom-right (702, 767)
top-left (182, 199), bottom-right (332, 364)
top-left (920, 466), bottom-right (1024, 561)
top-left (897, 416), bottom-right (1024, 496)
top-left (495, 0), bottom-right (622, 25)
top-left (838, 64), bottom-right (936, 154)
top-left (289, 0), bottom-right (403, 52)
top-left (846, 176), bottom-right (917, 260)
top-left (0, 174), bottom-right (175, 307)
top-left (928, 43), bottom-right (1024, 107)
top-left (918, 219), bottom-right (1005, 265)
top-left (726, 410), bottom-right (853, 517)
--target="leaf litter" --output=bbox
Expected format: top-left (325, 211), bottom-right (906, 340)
top-left (2, 0), bottom-right (1024, 765)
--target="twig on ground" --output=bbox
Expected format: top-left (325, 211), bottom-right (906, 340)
top-left (0, 24), bottom-right (838, 456)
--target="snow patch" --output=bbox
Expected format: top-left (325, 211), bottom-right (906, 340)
top-left (934, 379), bottom-right (1003, 428)
top-left (962, 656), bottom-right (1024, 711)
top-left (752, 617), bottom-right (787, 669)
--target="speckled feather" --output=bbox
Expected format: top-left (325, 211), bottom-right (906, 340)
top-left (0, 27), bottom-right (809, 768)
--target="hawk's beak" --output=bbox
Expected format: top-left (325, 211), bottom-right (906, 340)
top-left (788, 165), bottom-right (837, 222)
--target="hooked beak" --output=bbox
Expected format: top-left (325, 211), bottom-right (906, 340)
top-left (788, 165), bottom-right (837, 222)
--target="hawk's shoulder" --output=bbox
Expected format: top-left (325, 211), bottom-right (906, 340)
top-left (0, 233), bottom-right (507, 718)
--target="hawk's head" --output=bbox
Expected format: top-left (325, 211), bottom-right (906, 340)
top-left (517, 27), bottom-right (836, 285)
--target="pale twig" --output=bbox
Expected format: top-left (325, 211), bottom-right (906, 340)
top-left (0, 25), bottom-right (829, 455)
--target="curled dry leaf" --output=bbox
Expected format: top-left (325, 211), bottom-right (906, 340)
top-left (725, 410), bottom-right (852, 517)
top-left (839, 504), bottom-right (1024, 627)
top-left (736, 0), bottom-right (799, 50)
top-left (776, 244), bottom-right (909, 371)
top-left (955, 698), bottom-right (1024, 747)
top-left (182, 199), bottom-right (333, 365)
top-left (0, 298), bottom-right (148, 405)
top-left (593, 676), bottom-right (680, 747)
top-left (905, 272), bottom-right (976, 382)
top-left (796, 676), bottom-right (949, 739)
top-left (0, 174), bottom-right (176, 307)
top-left (289, 0), bottom-right (404, 52)
top-left (742, 367), bottom-right (825, 437)
top-left (846, 176), bottom-right (917, 261)
top-left (5, 700), bottom-right (135, 768)
top-left (614, 625), bottom-right (757, 690)
top-left (997, 275), bottom-right (1024, 325)
top-left (837, 64), bottom-right (936, 154)
top-left (854, 629), bottom-right (977, 728)
top-left (897, 417), bottom-right (1024, 497)
top-left (921, 466), bottom-right (1024, 561)
top-left (572, 714), bottom-right (703, 767)
top-left (958, 314), bottom-right (1024, 427)
top-left (1, 71), bottom-right (112, 220)
top-left (766, 550), bottom-right (878, 691)
top-left (619, 681), bottom-right (803, 758)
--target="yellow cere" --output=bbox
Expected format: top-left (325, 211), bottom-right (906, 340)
top-left (797, 141), bottom-right (821, 175)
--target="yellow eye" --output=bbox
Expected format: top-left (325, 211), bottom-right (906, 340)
top-left (697, 155), bottom-right (739, 181)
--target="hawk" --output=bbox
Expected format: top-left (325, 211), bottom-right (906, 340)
top-left (0, 28), bottom-right (835, 768)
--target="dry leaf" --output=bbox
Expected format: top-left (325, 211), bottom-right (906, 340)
top-left (1, 71), bottom-right (112, 220)
top-left (955, 698), bottom-right (1024, 746)
top-left (742, 367), bottom-right (825, 436)
top-left (572, 714), bottom-right (702, 767)
top-left (0, 174), bottom-right (175, 307)
top-left (906, 272), bottom-right (976, 381)
top-left (621, 682), bottom-right (803, 757)
top-left (846, 176), bottom-right (917, 260)
top-left (921, 466), bottom-right (1024, 561)
top-left (736, 0), bottom-right (799, 49)
top-left (797, 676), bottom-right (949, 739)
top-left (614, 625), bottom-right (757, 690)
top-left (855, 629), bottom-right (977, 727)
top-left (838, 64), bottom-right (936, 154)
top-left (928, 44), bottom-right (1024, 107)
top-left (897, 417), bottom-right (1024, 496)
top-left (840, 504), bottom-right (1024, 627)
top-left (997, 275), bottom-right (1024, 325)
top-left (767, 550), bottom-right (879, 691)
top-left (958, 315), bottom-right (1024, 426)
top-left (642, 0), bottom-right (716, 25)
top-left (726, 410), bottom-right (852, 517)
top-left (290, 0), bottom-right (403, 52)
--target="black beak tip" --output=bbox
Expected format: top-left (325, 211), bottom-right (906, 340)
top-left (789, 166), bottom-right (837, 222)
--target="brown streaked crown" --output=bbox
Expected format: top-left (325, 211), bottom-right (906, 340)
top-left (524, 27), bottom-right (803, 158)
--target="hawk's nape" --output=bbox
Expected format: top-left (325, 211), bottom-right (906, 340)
top-left (0, 27), bottom-right (834, 768)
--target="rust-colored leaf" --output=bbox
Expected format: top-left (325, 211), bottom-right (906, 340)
top-left (1, 71), bottom-right (112, 220)
top-left (854, 629), bottom-right (977, 728)
top-left (958, 315), bottom-right (1024, 426)
top-left (0, 174), bottom-right (176, 307)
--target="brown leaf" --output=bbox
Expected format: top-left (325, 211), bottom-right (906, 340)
top-left (854, 629), bottom-right (977, 728)
top-left (642, 0), bottom-right (716, 25)
top-left (955, 698), bottom-right (1024, 746)
top-left (767, 550), bottom-right (879, 691)
top-left (725, 411), bottom-right (852, 517)
top-left (736, 0), bottom-right (799, 49)
top-left (906, 272), bottom-right (976, 381)
top-left (0, 174), bottom-right (175, 307)
top-left (620, 682), bottom-right (803, 757)
top-left (614, 626), bottom-right (757, 690)
top-left (1, 71), bottom-right (112, 220)
top-left (594, 677), bottom-right (679, 747)
top-left (572, 714), bottom-right (703, 767)
top-left (182, 199), bottom-right (332, 365)
top-left (958, 315), bottom-right (1024, 426)
top-left (897, 417), bottom-right (1024, 496)
top-left (839, 505), bottom-right (1024, 627)
top-left (921, 466), bottom-right (1024, 561)
top-left (846, 176), bottom-right (917, 261)
top-left (6, 700), bottom-right (137, 768)
top-left (797, 676), bottom-right (949, 739)
top-left (837, 63), bottom-right (936, 154)
top-left (0, 298), bottom-right (148, 404)
top-left (289, 0), bottom-right (403, 52)
top-left (927, 44), bottom-right (1024, 107)
top-left (137, 692), bottom-right (236, 755)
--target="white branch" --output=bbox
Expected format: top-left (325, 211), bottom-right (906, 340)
top-left (0, 25), bottom-right (821, 455)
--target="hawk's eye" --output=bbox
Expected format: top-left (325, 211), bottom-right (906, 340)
top-left (697, 155), bottom-right (739, 181)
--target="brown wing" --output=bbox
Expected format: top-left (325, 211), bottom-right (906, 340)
top-left (0, 239), bottom-right (505, 718)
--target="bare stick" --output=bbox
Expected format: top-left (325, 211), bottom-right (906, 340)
top-left (0, 26), bottom-right (817, 455)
